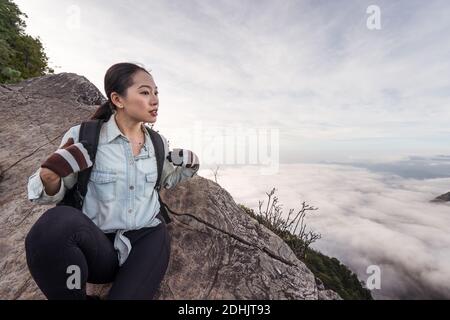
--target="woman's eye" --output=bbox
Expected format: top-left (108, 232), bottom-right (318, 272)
top-left (141, 91), bottom-right (158, 96)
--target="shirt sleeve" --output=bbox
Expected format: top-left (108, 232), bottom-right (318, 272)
top-left (27, 125), bottom-right (80, 204)
top-left (27, 167), bottom-right (67, 204)
top-left (159, 133), bottom-right (199, 190)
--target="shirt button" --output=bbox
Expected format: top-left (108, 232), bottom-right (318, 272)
top-left (128, 209), bottom-right (132, 213)
top-left (129, 185), bottom-right (134, 190)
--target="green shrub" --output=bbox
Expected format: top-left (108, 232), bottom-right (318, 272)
top-left (238, 203), bottom-right (373, 300)
top-left (0, 0), bottom-right (54, 84)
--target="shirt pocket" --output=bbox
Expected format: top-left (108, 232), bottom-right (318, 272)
top-left (144, 172), bottom-right (157, 197)
top-left (89, 169), bottom-right (117, 202)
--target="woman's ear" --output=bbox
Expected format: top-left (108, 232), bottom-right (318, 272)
top-left (110, 92), bottom-right (124, 109)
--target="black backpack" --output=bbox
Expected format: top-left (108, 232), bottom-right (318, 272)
top-left (56, 119), bottom-right (172, 224)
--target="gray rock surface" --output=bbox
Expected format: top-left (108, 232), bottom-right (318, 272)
top-left (0, 73), bottom-right (340, 300)
top-left (431, 191), bottom-right (450, 203)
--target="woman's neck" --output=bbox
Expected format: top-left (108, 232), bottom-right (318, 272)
top-left (114, 112), bottom-right (144, 138)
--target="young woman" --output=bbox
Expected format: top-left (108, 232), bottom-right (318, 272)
top-left (25, 62), bottom-right (200, 300)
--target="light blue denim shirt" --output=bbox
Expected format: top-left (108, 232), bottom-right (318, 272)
top-left (27, 113), bottom-right (199, 266)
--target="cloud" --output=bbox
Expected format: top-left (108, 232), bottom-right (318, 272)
top-left (322, 154), bottom-right (450, 179)
top-left (198, 162), bottom-right (450, 299)
top-left (14, 0), bottom-right (450, 163)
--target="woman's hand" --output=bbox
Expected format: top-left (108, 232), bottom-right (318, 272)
top-left (39, 167), bottom-right (62, 196)
top-left (167, 148), bottom-right (199, 170)
top-left (40, 167), bottom-right (60, 181)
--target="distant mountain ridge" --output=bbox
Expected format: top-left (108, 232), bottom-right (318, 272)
top-left (431, 191), bottom-right (450, 203)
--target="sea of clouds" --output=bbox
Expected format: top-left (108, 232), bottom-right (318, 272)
top-left (198, 157), bottom-right (450, 299)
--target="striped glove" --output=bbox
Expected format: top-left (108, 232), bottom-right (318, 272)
top-left (41, 138), bottom-right (93, 178)
top-left (167, 148), bottom-right (200, 170)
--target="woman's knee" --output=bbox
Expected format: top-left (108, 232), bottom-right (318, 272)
top-left (25, 206), bottom-right (89, 251)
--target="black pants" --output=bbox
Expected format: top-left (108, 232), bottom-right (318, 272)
top-left (24, 205), bottom-right (171, 300)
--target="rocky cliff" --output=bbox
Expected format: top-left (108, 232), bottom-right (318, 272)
top-left (0, 73), bottom-right (340, 300)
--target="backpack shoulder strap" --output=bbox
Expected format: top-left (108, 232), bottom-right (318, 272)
top-left (77, 119), bottom-right (104, 197)
top-left (146, 127), bottom-right (165, 191)
top-left (146, 126), bottom-right (172, 224)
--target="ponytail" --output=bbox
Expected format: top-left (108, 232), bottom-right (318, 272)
top-left (90, 101), bottom-right (114, 121)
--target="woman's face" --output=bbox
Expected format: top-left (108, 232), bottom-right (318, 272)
top-left (117, 70), bottom-right (159, 123)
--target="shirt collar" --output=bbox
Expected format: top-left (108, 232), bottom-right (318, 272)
top-left (105, 113), bottom-right (150, 144)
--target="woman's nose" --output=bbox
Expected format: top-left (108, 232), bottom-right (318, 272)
top-left (150, 96), bottom-right (158, 105)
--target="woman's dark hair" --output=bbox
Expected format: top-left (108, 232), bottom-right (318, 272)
top-left (91, 62), bottom-right (151, 120)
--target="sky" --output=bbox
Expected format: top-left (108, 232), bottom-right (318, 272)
top-left (13, 0), bottom-right (450, 299)
top-left (14, 0), bottom-right (450, 164)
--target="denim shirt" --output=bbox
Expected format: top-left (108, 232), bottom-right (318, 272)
top-left (27, 113), bottom-right (199, 266)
